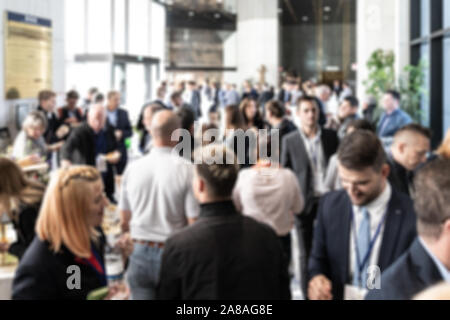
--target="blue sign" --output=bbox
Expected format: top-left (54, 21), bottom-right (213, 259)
top-left (7, 11), bottom-right (52, 28)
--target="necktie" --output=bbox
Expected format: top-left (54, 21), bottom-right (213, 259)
top-left (353, 207), bottom-right (371, 288)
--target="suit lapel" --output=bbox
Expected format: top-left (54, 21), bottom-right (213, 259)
top-left (378, 189), bottom-right (403, 270)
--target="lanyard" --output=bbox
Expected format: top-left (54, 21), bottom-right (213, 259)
top-left (351, 208), bottom-right (388, 276)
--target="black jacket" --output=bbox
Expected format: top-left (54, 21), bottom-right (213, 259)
top-left (12, 231), bottom-right (107, 300)
top-left (157, 201), bottom-right (291, 300)
top-left (365, 238), bottom-right (444, 300)
top-left (61, 123), bottom-right (118, 199)
top-left (105, 108), bottom-right (132, 171)
top-left (8, 204), bottom-right (40, 260)
top-left (308, 189), bottom-right (417, 300)
top-left (37, 106), bottom-right (61, 145)
top-left (387, 154), bottom-right (412, 197)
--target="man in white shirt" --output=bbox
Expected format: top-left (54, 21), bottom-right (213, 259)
top-left (119, 110), bottom-right (199, 300)
top-left (308, 130), bottom-right (416, 300)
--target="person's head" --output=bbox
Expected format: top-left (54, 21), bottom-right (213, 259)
top-left (239, 98), bottom-right (260, 126)
top-left (170, 91), bottom-right (183, 107)
top-left (193, 145), bottom-right (240, 203)
top-left (338, 96), bottom-right (359, 120)
top-left (265, 100), bottom-right (286, 124)
top-left (414, 158), bottom-right (450, 243)
top-left (297, 96), bottom-right (319, 129)
top-left (224, 104), bottom-right (245, 131)
top-left (338, 131), bottom-right (389, 206)
top-left (88, 87), bottom-right (98, 100)
top-left (87, 104), bottom-right (106, 133)
top-left (94, 93), bottom-right (105, 105)
top-left (150, 110), bottom-right (181, 147)
top-left (346, 119), bottom-right (376, 135)
top-left (156, 86), bottom-right (166, 100)
top-left (437, 129), bottom-right (450, 160)
top-left (107, 91), bottom-right (120, 110)
top-left (22, 111), bottom-right (47, 140)
top-left (316, 84), bottom-right (331, 102)
top-left (391, 124), bottom-right (431, 171)
top-left (176, 107), bottom-right (195, 135)
top-left (38, 90), bottom-right (56, 112)
top-left (143, 103), bottom-right (165, 134)
top-left (66, 90), bottom-right (80, 109)
top-left (36, 166), bottom-right (108, 258)
top-left (381, 90), bottom-right (401, 113)
top-left (243, 80), bottom-right (251, 91)
top-left (201, 123), bottom-right (218, 146)
top-left (187, 81), bottom-right (197, 91)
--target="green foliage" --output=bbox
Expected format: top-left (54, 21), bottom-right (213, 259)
top-left (363, 49), bottom-right (426, 123)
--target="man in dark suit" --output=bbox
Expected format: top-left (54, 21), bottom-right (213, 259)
top-left (281, 96), bottom-right (339, 295)
top-left (387, 124), bottom-right (431, 197)
top-left (366, 158), bottom-right (450, 300)
top-left (61, 104), bottom-right (120, 202)
top-left (157, 144), bottom-right (291, 300)
top-left (265, 100), bottom-right (297, 157)
top-left (183, 81), bottom-right (202, 121)
top-left (58, 90), bottom-right (84, 128)
top-left (308, 130), bottom-right (417, 300)
top-left (105, 91), bottom-right (132, 176)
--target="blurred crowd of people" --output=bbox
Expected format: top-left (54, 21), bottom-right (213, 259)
top-left (1, 74), bottom-right (450, 301)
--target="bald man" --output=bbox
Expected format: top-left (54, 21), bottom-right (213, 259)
top-left (61, 104), bottom-right (120, 202)
top-left (119, 110), bottom-right (199, 300)
top-left (388, 123), bottom-right (431, 197)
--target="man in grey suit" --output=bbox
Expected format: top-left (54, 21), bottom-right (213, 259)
top-left (281, 96), bottom-right (339, 296)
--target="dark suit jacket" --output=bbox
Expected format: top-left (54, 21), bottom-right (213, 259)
top-left (365, 238), bottom-right (443, 300)
top-left (387, 154), bottom-right (411, 197)
top-left (308, 189), bottom-right (417, 300)
top-left (37, 106), bottom-right (61, 144)
top-left (106, 108), bottom-right (132, 168)
top-left (61, 123), bottom-right (118, 197)
top-left (157, 201), bottom-right (291, 300)
top-left (281, 128), bottom-right (339, 211)
top-left (188, 90), bottom-right (202, 120)
top-left (12, 231), bottom-right (107, 300)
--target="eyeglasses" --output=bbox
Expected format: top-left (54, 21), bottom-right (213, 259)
top-left (59, 167), bottom-right (100, 189)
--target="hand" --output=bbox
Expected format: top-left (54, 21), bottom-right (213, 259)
top-left (17, 154), bottom-right (41, 167)
top-left (114, 130), bottom-right (123, 141)
top-left (105, 151), bottom-right (121, 164)
top-left (105, 282), bottom-right (130, 300)
top-left (308, 275), bottom-right (333, 300)
top-left (48, 141), bottom-right (64, 152)
top-left (61, 159), bottom-right (72, 169)
top-left (116, 232), bottom-right (134, 260)
top-left (56, 125), bottom-right (70, 139)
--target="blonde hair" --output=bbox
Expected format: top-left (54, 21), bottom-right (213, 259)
top-left (0, 157), bottom-right (45, 221)
top-left (36, 166), bottom-right (102, 258)
top-left (437, 129), bottom-right (450, 160)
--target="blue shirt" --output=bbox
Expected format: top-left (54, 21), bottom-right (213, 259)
top-left (107, 109), bottom-right (118, 127)
top-left (419, 237), bottom-right (450, 283)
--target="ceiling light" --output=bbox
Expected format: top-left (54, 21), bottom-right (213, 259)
top-left (324, 6), bottom-right (331, 12)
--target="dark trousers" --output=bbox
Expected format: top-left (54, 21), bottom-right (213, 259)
top-left (295, 196), bottom-right (320, 299)
top-left (279, 233), bottom-right (292, 268)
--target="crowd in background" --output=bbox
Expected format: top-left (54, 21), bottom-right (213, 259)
top-left (1, 74), bottom-right (450, 300)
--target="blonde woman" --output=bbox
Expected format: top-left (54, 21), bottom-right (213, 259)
top-left (12, 166), bottom-right (130, 300)
top-left (0, 157), bottom-right (45, 259)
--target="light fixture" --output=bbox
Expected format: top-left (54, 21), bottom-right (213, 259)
top-left (302, 16), bottom-right (309, 22)
top-left (214, 13), bottom-right (221, 19)
top-left (188, 11), bottom-right (195, 17)
top-left (324, 6), bottom-right (331, 12)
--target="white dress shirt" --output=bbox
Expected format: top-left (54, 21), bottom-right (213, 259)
top-left (349, 182), bottom-right (392, 282)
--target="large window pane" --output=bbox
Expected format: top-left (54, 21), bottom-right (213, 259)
top-left (114, 0), bottom-right (126, 54)
top-left (420, 0), bottom-right (430, 37)
top-left (444, 37), bottom-right (450, 135)
top-left (445, 0), bottom-right (450, 28)
top-left (87, 0), bottom-right (112, 53)
top-left (420, 43), bottom-right (430, 126)
top-left (129, 0), bottom-right (149, 56)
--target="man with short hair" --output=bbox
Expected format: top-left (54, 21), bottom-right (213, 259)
top-left (157, 145), bottom-right (291, 300)
top-left (105, 91), bottom-right (132, 176)
top-left (366, 158), bottom-right (450, 300)
top-left (265, 100), bottom-right (297, 156)
top-left (58, 90), bottom-right (84, 127)
top-left (336, 96), bottom-right (359, 140)
top-left (308, 130), bottom-right (416, 300)
top-left (281, 96), bottom-right (339, 296)
top-left (61, 104), bottom-right (120, 201)
top-left (119, 110), bottom-right (199, 300)
top-left (37, 90), bottom-right (62, 147)
top-left (377, 90), bottom-right (413, 149)
top-left (388, 124), bottom-right (431, 197)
